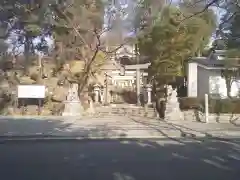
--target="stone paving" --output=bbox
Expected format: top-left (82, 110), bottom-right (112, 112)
top-left (0, 115), bottom-right (240, 139)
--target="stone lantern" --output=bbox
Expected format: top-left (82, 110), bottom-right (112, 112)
top-left (119, 65), bottom-right (125, 76)
top-left (93, 84), bottom-right (101, 103)
top-left (145, 84), bottom-right (152, 105)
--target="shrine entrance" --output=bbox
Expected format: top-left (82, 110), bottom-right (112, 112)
top-left (92, 44), bottom-right (152, 106)
top-left (93, 63), bottom-right (151, 106)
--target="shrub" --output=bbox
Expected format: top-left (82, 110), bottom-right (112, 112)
top-left (179, 97), bottom-right (240, 114)
top-left (178, 97), bottom-right (203, 111)
top-left (209, 98), bottom-right (240, 114)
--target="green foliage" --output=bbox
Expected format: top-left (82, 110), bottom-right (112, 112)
top-left (0, 32), bottom-right (8, 54)
top-left (179, 97), bottom-right (203, 111)
top-left (138, 5), bottom-right (216, 83)
top-left (0, 0), bottom-right (50, 39)
top-left (179, 97), bottom-right (240, 113)
top-left (209, 98), bottom-right (240, 114)
top-left (216, 49), bottom-right (240, 98)
top-left (217, 0), bottom-right (240, 50)
top-left (226, 13), bottom-right (240, 49)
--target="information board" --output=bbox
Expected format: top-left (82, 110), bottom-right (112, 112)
top-left (17, 85), bottom-right (46, 98)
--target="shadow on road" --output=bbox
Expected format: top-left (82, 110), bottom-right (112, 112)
top-left (0, 117), bottom-right (239, 179)
top-left (0, 137), bottom-right (240, 180)
top-left (0, 117), bottom-right (129, 138)
top-left (129, 116), bottom-right (240, 141)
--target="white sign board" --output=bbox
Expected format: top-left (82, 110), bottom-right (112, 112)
top-left (17, 85), bottom-right (46, 98)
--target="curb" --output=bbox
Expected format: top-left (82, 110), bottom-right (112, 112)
top-left (0, 134), bottom-right (236, 143)
top-left (0, 133), bottom-right (211, 142)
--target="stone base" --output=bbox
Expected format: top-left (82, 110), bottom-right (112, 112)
top-left (165, 98), bottom-right (183, 121)
top-left (165, 111), bottom-right (184, 121)
top-left (62, 100), bottom-right (83, 117)
top-left (62, 112), bottom-right (82, 116)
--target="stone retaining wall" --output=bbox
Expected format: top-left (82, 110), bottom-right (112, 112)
top-left (208, 113), bottom-right (240, 123)
top-left (182, 110), bottom-right (240, 123)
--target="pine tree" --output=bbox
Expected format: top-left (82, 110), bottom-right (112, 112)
top-left (227, 12), bottom-right (240, 49)
top-left (0, 0), bottom-right (51, 73)
top-left (0, 25), bottom-right (8, 55)
top-left (138, 4), bottom-right (216, 117)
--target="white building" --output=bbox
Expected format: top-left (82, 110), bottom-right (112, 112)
top-left (187, 50), bottom-right (240, 99)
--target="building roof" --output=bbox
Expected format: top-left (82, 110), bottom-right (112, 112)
top-left (189, 56), bottom-right (240, 69)
top-left (189, 57), bottom-right (225, 68)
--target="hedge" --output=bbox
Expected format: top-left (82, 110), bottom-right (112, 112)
top-left (178, 97), bottom-right (203, 111)
top-left (178, 97), bottom-right (240, 114)
top-left (209, 98), bottom-right (240, 114)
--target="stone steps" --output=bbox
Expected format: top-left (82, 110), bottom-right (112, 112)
top-left (95, 106), bottom-right (158, 118)
top-left (94, 105), bottom-right (202, 121)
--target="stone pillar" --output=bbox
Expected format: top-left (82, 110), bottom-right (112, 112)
top-left (187, 62), bottom-right (198, 97)
top-left (100, 87), bottom-right (104, 104)
top-left (93, 84), bottom-right (100, 103)
top-left (136, 68), bottom-right (141, 106)
top-left (145, 84), bottom-right (152, 105)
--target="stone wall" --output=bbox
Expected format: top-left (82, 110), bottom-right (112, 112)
top-left (208, 114), bottom-right (240, 123)
top-left (182, 110), bottom-right (240, 123)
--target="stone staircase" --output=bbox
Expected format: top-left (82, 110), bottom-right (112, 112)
top-left (93, 104), bottom-right (207, 122)
top-left (95, 104), bottom-right (158, 118)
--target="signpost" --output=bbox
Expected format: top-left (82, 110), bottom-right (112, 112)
top-left (17, 85), bottom-right (46, 115)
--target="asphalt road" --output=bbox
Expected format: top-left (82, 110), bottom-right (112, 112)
top-left (0, 138), bottom-right (240, 180)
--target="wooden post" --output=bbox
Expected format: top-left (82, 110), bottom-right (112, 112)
top-left (104, 73), bottom-right (108, 105)
top-left (21, 99), bottom-right (25, 115)
top-left (38, 99), bottom-right (42, 115)
top-left (14, 97), bottom-right (18, 114)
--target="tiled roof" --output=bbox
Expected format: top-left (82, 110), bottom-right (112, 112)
top-left (189, 57), bottom-right (225, 67)
top-left (189, 57), bottom-right (240, 68)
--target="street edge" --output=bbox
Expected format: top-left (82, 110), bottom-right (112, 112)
top-left (0, 134), bottom-right (234, 143)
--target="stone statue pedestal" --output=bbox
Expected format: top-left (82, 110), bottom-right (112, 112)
top-left (62, 83), bottom-right (83, 117)
top-left (145, 84), bottom-right (152, 105)
top-left (165, 86), bottom-right (183, 121)
top-left (86, 98), bottom-right (95, 115)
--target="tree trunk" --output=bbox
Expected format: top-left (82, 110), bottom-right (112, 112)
top-left (226, 78), bottom-right (232, 98)
top-left (24, 36), bottom-right (31, 75)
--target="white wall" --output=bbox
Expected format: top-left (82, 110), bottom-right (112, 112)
top-left (196, 66), bottom-right (240, 98)
top-left (197, 66), bottom-right (210, 99)
top-left (209, 75), bottom-right (240, 98)
top-left (187, 63), bottom-right (198, 97)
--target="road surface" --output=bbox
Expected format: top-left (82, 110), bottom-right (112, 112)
top-left (0, 138), bottom-right (240, 180)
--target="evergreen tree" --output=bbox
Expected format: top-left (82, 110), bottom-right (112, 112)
top-left (0, 0), bottom-right (52, 73)
top-left (138, 4), bottom-right (216, 118)
top-left (0, 24), bottom-right (8, 55)
top-left (227, 12), bottom-right (240, 49)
